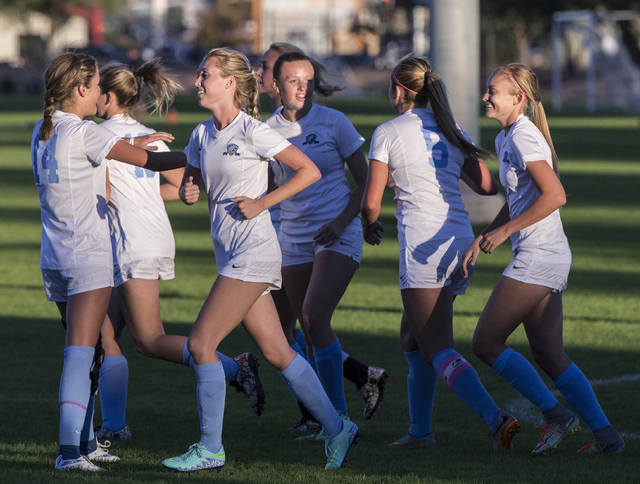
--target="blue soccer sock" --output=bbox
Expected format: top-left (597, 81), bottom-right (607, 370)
top-left (290, 342), bottom-right (306, 360)
top-left (433, 348), bottom-right (499, 430)
top-left (98, 355), bottom-right (128, 431)
top-left (195, 361), bottom-right (226, 454)
top-left (80, 395), bottom-right (98, 455)
top-left (405, 350), bottom-right (437, 438)
top-left (492, 347), bottom-right (558, 412)
top-left (280, 354), bottom-right (343, 439)
top-left (59, 346), bottom-right (94, 459)
top-left (295, 330), bottom-right (307, 356)
top-left (307, 354), bottom-right (317, 373)
top-left (553, 363), bottom-right (610, 431)
top-left (182, 341), bottom-right (237, 382)
top-left (217, 352), bottom-right (239, 383)
top-left (313, 339), bottom-right (347, 415)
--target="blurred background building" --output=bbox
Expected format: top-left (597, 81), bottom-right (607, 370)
top-left (1, 0), bottom-right (640, 111)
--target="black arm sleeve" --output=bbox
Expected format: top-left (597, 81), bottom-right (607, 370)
top-left (144, 151), bottom-right (187, 172)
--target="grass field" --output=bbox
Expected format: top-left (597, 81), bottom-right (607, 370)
top-left (1, 93), bottom-right (639, 483)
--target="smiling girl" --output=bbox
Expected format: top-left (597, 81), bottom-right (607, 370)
top-left (264, 51), bottom-right (387, 424)
top-left (463, 63), bottom-right (624, 454)
top-left (161, 47), bottom-right (360, 472)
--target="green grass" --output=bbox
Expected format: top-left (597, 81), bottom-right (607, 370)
top-left (1, 94), bottom-right (639, 483)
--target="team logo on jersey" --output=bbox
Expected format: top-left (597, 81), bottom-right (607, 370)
top-left (502, 152), bottom-right (510, 164)
top-left (302, 134), bottom-right (319, 145)
top-left (223, 143), bottom-right (241, 156)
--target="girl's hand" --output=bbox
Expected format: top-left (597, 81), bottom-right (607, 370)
top-left (313, 219), bottom-right (347, 248)
top-left (132, 132), bottom-right (175, 150)
top-left (478, 226), bottom-right (510, 254)
top-left (461, 236), bottom-right (482, 278)
top-left (364, 221), bottom-right (384, 246)
top-left (179, 176), bottom-right (200, 205)
top-left (232, 196), bottom-right (265, 220)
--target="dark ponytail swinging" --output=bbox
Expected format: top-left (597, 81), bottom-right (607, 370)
top-left (392, 55), bottom-right (490, 160)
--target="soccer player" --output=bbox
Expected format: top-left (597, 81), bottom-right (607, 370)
top-left (161, 47), bottom-right (360, 472)
top-left (258, 43), bottom-right (388, 423)
top-left (93, 59), bottom-right (264, 443)
top-left (32, 52), bottom-right (185, 471)
top-left (264, 50), bottom-right (386, 424)
top-left (462, 63), bottom-right (625, 454)
top-left (361, 55), bottom-right (519, 449)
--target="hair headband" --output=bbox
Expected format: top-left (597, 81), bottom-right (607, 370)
top-left (502, 66), bottom-right (528, 103)
top-left (392, 68), bottom-right (419, 95)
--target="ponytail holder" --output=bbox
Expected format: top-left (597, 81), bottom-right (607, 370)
top-left (135, 76), bottom-right (142, 87)
top-left (392, 68), bottom-right (419, 95)
top-left (43, 114), bottom-right (52, 119)
top-left (502, 66), bottom-right (528, 103)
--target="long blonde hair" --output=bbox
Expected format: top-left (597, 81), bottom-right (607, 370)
top-left (204, 47), bottom-right (260, 120)
top-left (492, 63), bottom-right (558, 173)
top-left (40, 53), bottom-right (97, 141)
top-left (393, 55), bottom-right (489, 160)
top-left (99, 58), bottom-right (181, 116)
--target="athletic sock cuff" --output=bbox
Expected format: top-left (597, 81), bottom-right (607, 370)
top-left (491, 347), bottom-right (514, 375)
top-left (313, 339), bottom-right (341, 359)
top-left (552, 362), bottom-right (579, 388)
top-left (195, 361), bottom-right (225, 383)
top-left (280, 353), bottom-right (307, 382)
top-left (100, 355), bottom-right (128, 374)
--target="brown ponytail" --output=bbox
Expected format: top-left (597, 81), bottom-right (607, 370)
top-left (100, 58), bottom-right (181, 116)
top-left (40, 53), bottom-right (97, 140)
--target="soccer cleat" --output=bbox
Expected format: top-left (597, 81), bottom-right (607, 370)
top-left (357, 366), bottom-right (388, 420)
top-left (324, 420), bottom-right (361, 469)
top-left (55, 455), bottom-right (103, 472)
top-left (94, 425), bottom-right (132, 441)
top-left (489, 410), bottom-right (519, 450)
top-left (295, 428), bottom-right (328, 442)
top-left (289, 418), bottom-right (322, 432)
top-left (85, 440), bottom-right (120, 462)
top-left (162, 443), bottom-right (225, 473)
top-left (532, 414), bottom-right (580, 455)
top-left (577, 440), bottom-right (625, 454)
top-left (229, 352), bottom-right (265, 417)
top-left (389, 432), bottom-right (436, 446)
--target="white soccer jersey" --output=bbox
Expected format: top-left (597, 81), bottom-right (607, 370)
top-left (184, 111), bottom-right (290, 271)
top-left (31, 111), bottom-right (120, 270)
top-left (368, 108), bottom-right (474, 249)
top-left (265, 103), bottom-right (365, 243)
top-left (496, 114), bottom-right (570, 262)
top-left (100, 114), bottom-right (175, 265)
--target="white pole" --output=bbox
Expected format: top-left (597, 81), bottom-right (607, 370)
top-left (151, 0), bottom-right (168, 51)
top-left (430, 0), bottom-right (503, 223)
top-left (430, 0), bottom-right (480, 143)
top-left (586, 11), bottom-right (596, 113)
